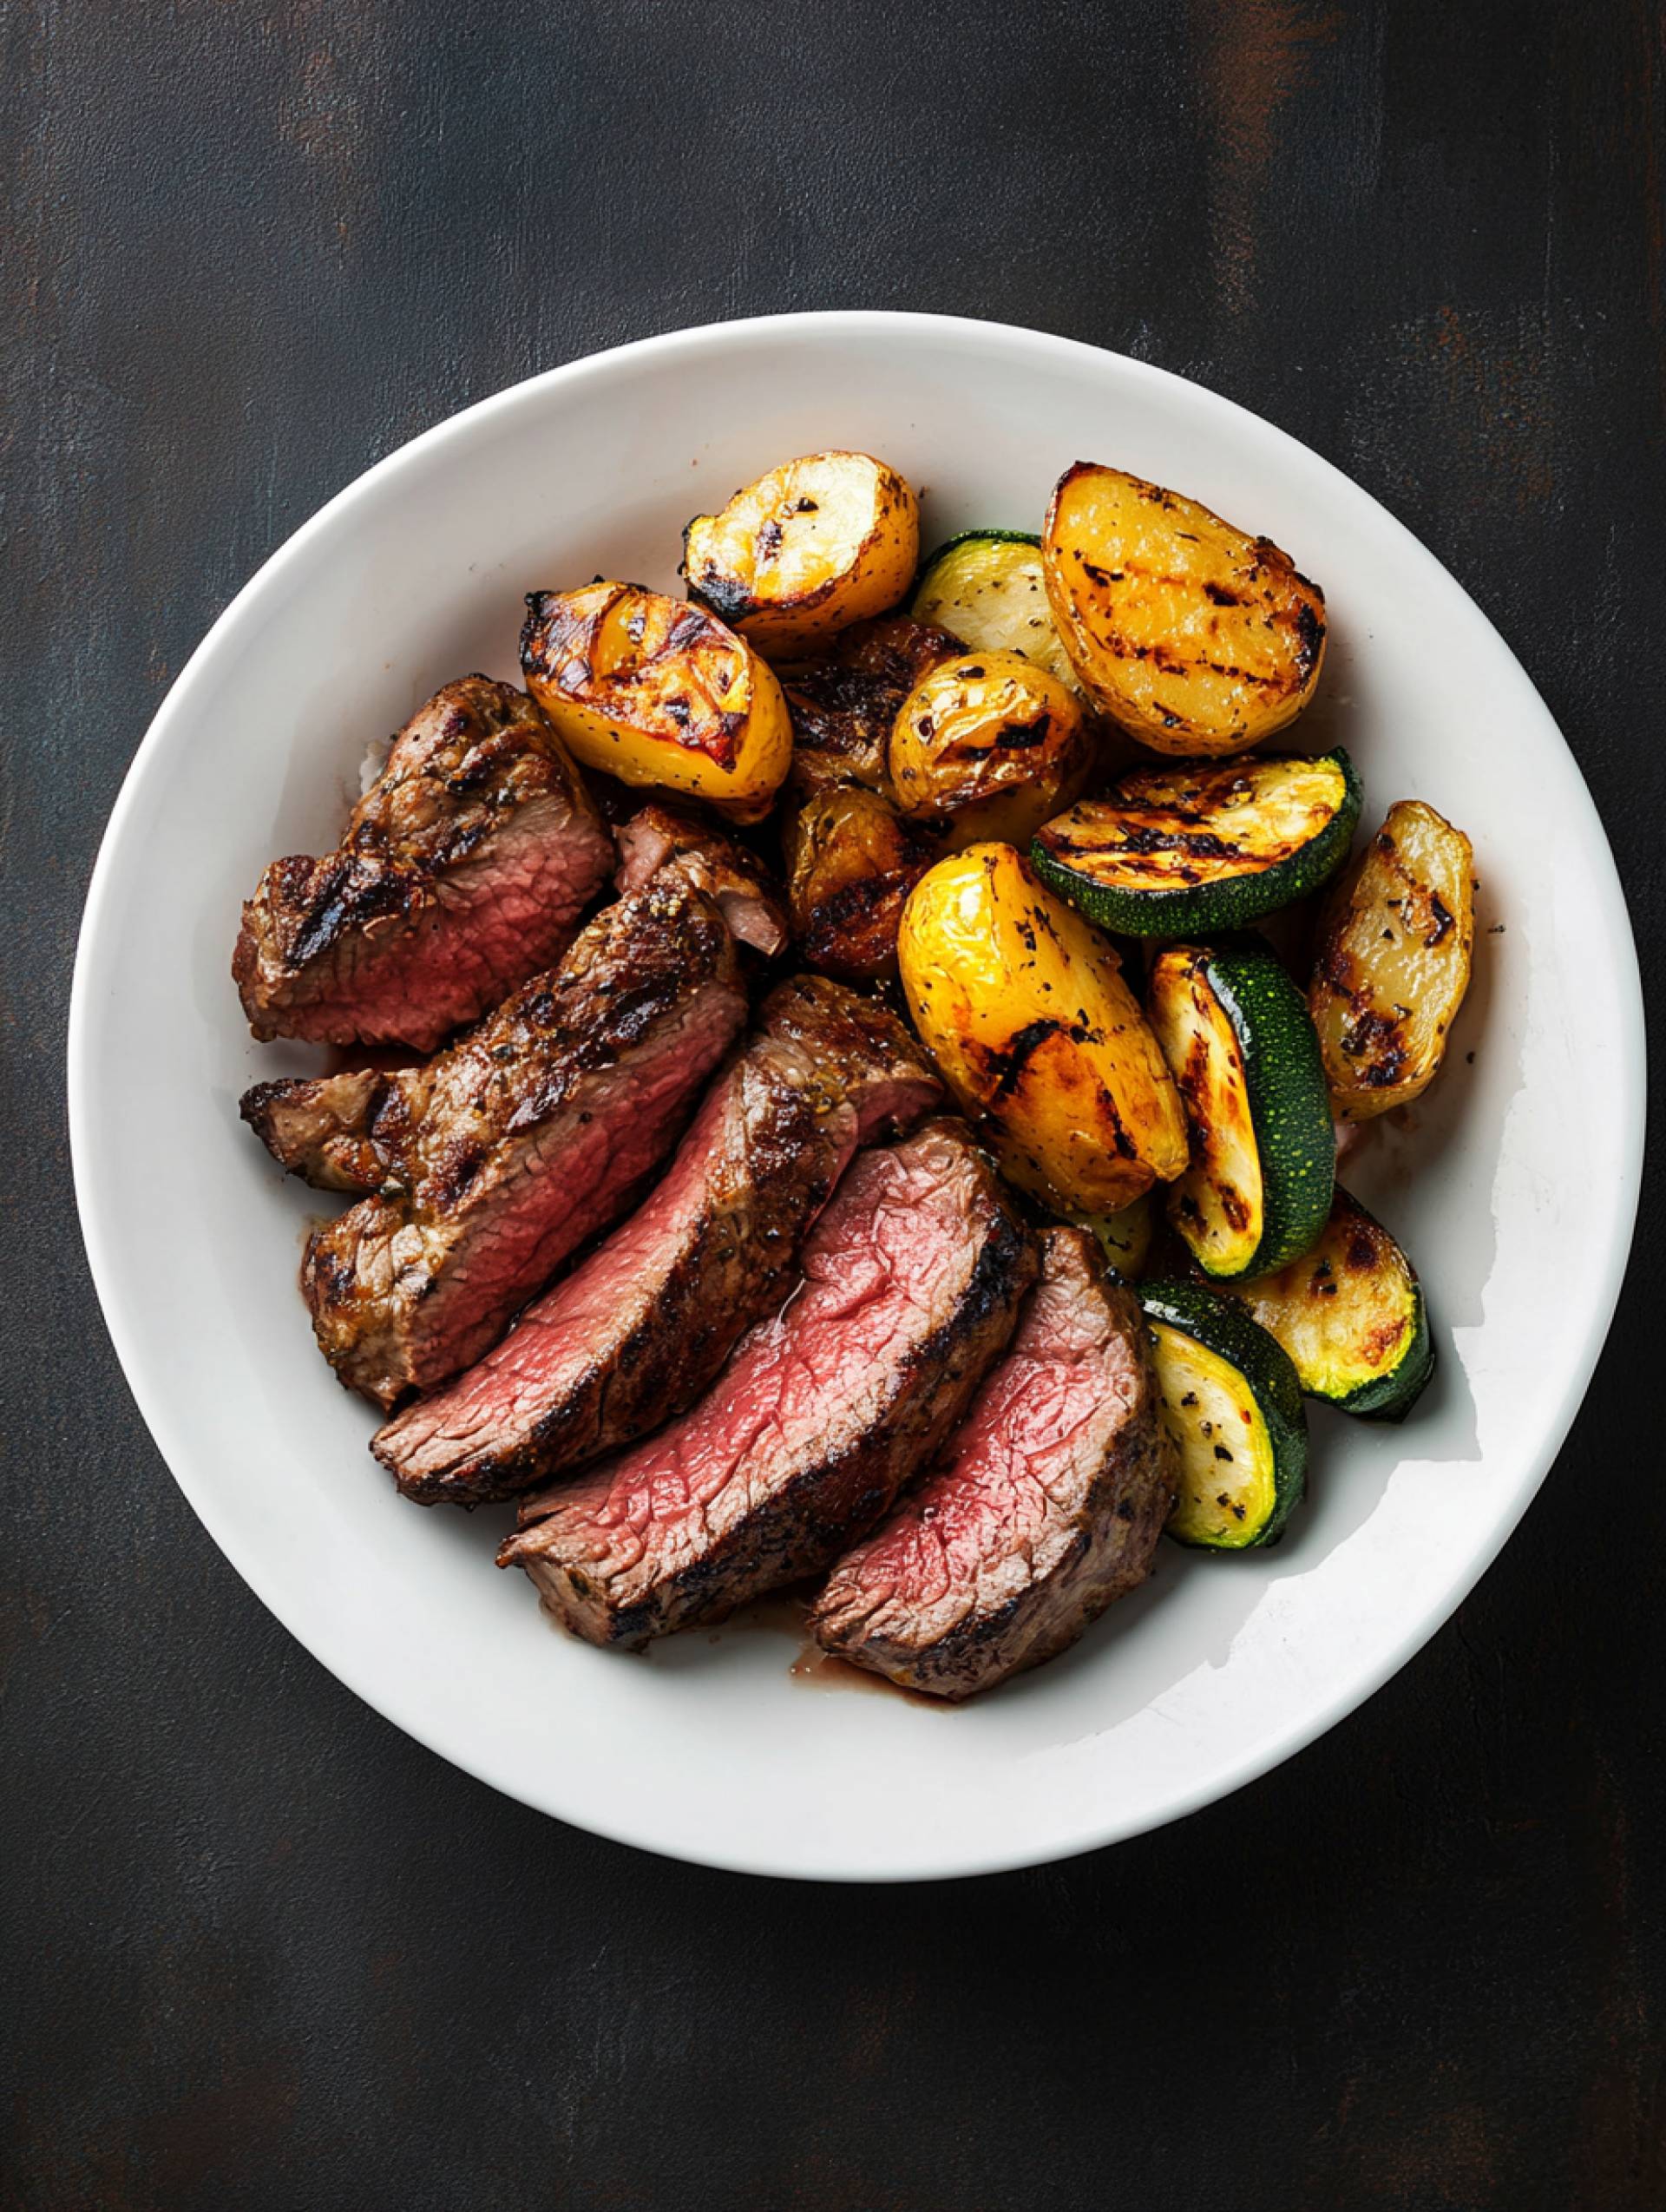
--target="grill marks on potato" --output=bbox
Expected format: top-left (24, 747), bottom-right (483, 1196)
top-left (1309, 799), bottom-right (1476, 1119)
top-left (1041, 465), bottom-right (1327, 754)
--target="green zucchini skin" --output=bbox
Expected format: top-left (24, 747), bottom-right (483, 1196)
top-left (1343, 1279), bottom-right (1434, 1421)
top-left (1031, 747), bottom-right (1364, 938)
top-left (1224, 1188), bottom-right (1435, 1421)
top-left (913, 528), bottom-right (1042, 590)
top-left (1139, 1280), bottom-right (1309, 1549)
top-left (1155, 934), bottom-right (1336, 1283)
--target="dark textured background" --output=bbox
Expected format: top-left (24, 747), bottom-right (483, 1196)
top-left (4, 3), bottom-right (1662, 2206)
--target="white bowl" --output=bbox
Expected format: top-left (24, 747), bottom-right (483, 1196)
top-left (70, 312), bottom-right (1644, 1881)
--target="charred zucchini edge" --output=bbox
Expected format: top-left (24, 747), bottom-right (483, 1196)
top-left (1151, 935), bottom-right (1335, 1283)
top-left (1031, 747), bottom-right (1363, 937)
top-left (1223, 1188), bottom-right (1435, 1422)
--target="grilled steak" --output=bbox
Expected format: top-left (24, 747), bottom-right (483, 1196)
top-left (374, 976), bottom-right (941, 1506)
top-left (499, 1119), bottom-right (1035, 1648)
top-left (279, 877), bottom-right (744, 1408)
top-left (233, 676), bottom-right (612, 1050)
top-left (613, 802), bottom-right (790, 956)
top-left (809, 1227), bottom-right (1177, 1700)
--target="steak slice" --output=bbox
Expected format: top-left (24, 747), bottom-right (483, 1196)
top-left (498, 1119), bottom-right (1035, 1648)
top-left (233, 676), bottom-right (613, 1050)
top-left (613, 802), bottom-right (790, 956)
top-left (292, 877), bottom-right (745, 1408)
top-left (373, 975), bottom-right (941, 1506)
top-left (808, 1227), bottom-right (1177, 1700)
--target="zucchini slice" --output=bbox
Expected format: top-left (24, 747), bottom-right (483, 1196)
top-left (1222, 1186), bottom-right (1434, 1421)
top-left (1032, 747), bottom-right (1361, 936)
top-left (910, 530), bottom-right (1080, 691)
top-left (1072, 1190), bottom-right (1155, 1280)
top-left (1146, 935), bottom-right (1335, 1281)
top-left (1139, 1281), bottom-right (1309, 1549)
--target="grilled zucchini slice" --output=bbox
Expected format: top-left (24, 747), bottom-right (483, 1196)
top-left (889, 647), bottom-right (1091, 850)
top-left (1041, 463), bottom-right (1327, 755)
top-left (683, 451), bottom-right (919, 656)
top-left (1140, 1281), bottom-right (1308, 1549)
top-left (909, 530), bottom-right (1080, 690)
top-left (1147, 935), bottom-right (1334, 1281)
top-left (1223, 1187), bottom-right (1434, 1421)
top-left (1033, 747), bottom-right (1361, 937)
top-left (1309, 799), bottom-right (1476, 1120)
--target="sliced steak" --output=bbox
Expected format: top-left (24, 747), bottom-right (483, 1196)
top-left (233, 676), bottom-right (613, 1050)
top-left (613, 802), bottom-right (790, 956)
top-left (288, 877), bottom-right (744, 1408)
top-left (498, 1119), bottom-right (1035, 1648)
top-left (808, 1227), bottom-right (1177, 1700)
top-left (374, 976), bottom-right (941, 1506)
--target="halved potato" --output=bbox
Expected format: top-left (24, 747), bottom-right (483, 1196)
top-left (1042, 463), bottom-right (1327, 755)
top-left (521, 583), bottom-right (790, 823)
top-left (897, 843), bottom-right (1188, 1213)
top-left (783, 784), bottom-right (940, 982)
top-left (1309, 799), bottom-right (1476, 1119)
top-left (889, 647), bottom-right (1092, 850)
top-left (683, 451), bottom-right (919, 655)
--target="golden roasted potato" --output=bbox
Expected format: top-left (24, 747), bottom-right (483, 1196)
top-left (684, 451), bottom-right (920, 655)
top-left (1309, 799), bottom-right (1476, 1119)
top-left (1042, 463), bottom-right (1326, 756)
top-left (783, 784), bottom-right (940, 982)
top-left (782, 615), bottom-right (963, 794)
top-left (898, 843), bottom-right (1188, 1213)
top-left (521, 583), bottom-right (790, 823)
top-left (888, 647), bottom-right (1092, 850)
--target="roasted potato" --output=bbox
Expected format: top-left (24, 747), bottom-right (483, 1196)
top-left (521, 583), bottom-right (790, 823)
top-left (888, 647), bottom-right (1092, 850)
top-left (784, 784), bottom-right (941, 982)
top-left (782, 615), bottom-right (963, 795)
top-left (1309, 799), bottom-right (1476, 1119)
top-left (683, 451), bottom-right (920, 655)
top-left (1042, 463), bottom-right (1326, 756)
top-left (898, 843), bottom-right (1188, 1213)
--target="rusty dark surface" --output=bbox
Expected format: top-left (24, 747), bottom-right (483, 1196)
top-left (3, 1), bottom-right (1663, 2205)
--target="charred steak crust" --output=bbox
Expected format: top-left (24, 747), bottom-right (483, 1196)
top-left (808, 1227), bottom-right (1178, 1701)
top-left (498, 1119), bottom-right (1036, 1650)
top-left (239, 1066), bottom-right (430, 1193)
top-left (371, 975), bottom-right (941, 1506)
top-left (293, 877), bottom-right (745, 1408)
top-left (233, 676), bottom-right (613, 1050)
top-left (613, 802), bottom-right (790, 957)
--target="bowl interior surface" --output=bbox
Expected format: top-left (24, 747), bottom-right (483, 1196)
top-left (70, 314), bottom-right (1643, 1880)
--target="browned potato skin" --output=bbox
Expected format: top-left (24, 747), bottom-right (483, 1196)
top-left (781, 615), bottom-right (964, 795)
top-left (1042, 463), bottom-right (1327, 757)
top-left (897, 843), bottom-right (1189, 1214)
top-left (783, 784), bottom-right (942, 982)
top-left (888, 647), bottom-right (1093, 851)
top-left (1309, 799), bottom-right (1476, 1119)
top-left (683, 451), bottom-right (920, 656)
